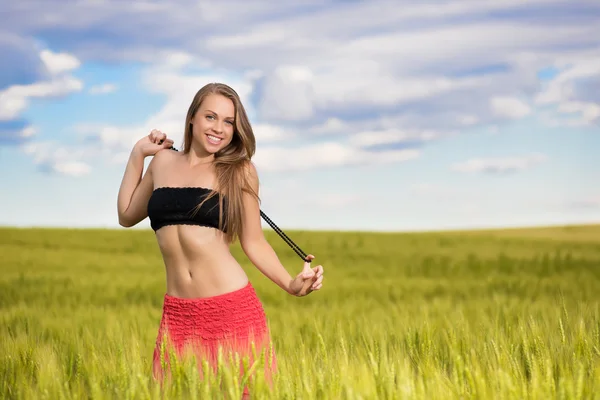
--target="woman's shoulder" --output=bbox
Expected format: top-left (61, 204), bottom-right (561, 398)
top-left (241, 160), bottom-right (259, 189)
top-left (241, 159), bottom-right (258, 176)
top-left (148, 147), bottom-right (178, 174)
top-left (153, 146), bottom-right (178, 163)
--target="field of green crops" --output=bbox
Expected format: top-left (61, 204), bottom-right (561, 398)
top-left (1, 224), bottom-right (600, 399)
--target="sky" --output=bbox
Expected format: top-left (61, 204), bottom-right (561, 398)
top-left (1, 0), bottom-right (599, 232)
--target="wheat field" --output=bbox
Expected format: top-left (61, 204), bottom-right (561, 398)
top-left (1, 224), bottom-right (599, 399)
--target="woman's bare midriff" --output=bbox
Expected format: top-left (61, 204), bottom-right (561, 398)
top-left (154, 224), bottom-right (249, 299)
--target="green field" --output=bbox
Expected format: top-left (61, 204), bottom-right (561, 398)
top-left (1, 224), bottom-right (600, 399)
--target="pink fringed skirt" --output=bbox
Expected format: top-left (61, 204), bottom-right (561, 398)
top-left (152, 282), bottom-right (277, 388)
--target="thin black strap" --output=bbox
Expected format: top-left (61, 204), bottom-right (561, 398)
top-left (166, 146), bottom-right (311, 262)
top-left (260, 210), bottom-right (310, 262)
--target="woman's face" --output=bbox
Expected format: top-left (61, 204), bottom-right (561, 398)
top-left (191, 93), bottom-right (236, 154)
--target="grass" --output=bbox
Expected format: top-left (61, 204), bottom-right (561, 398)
top-left (1, 224), bottom-right (599, 399)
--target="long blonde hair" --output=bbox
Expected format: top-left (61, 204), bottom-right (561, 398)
top-left (183, 83), bottom-right (259, 243)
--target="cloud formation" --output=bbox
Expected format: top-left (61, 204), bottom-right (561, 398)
top-left (39, 49), bottom-right (80, 75)
top-left (89, 83), bottom-right (118, 95)
top-left (21, 140), bottom-right (93, 177)
top-left (535, 55), bottom-right (600, 126)
top-left (1, 0), bottom-right (598, 175)
top-left (0, 120), bottom-right (36, 146)
top-left (0, 74), bottom-right (83, 120)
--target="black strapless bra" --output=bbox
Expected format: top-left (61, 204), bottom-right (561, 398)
top-left (147, 187), bottom-right (226, 232)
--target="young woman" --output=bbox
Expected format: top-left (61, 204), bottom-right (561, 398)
top-left (116, 82), bottom-right (324, 394)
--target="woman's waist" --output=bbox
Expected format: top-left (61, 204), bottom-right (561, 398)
top-left (163, 257), bottom-right (248, 299)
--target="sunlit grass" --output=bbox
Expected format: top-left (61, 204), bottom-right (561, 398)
top-left (1, 224), bottom-right (599, 399)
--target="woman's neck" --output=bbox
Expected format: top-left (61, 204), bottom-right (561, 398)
top-left (185, 144), bottom-right (215, 167)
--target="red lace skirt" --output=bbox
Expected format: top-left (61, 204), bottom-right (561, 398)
top-left (152, 282), bottom-right (277, 391)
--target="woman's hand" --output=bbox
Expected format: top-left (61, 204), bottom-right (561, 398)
top-left (134, 129), bottom-right (175, 158)
top-left (289, 254), bottom-right (324, 297)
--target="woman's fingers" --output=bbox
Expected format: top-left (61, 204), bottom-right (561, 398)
top-left (312, 274), bottom-right (323, 287)
top-left (149, 129), bottom-right (167, 144)
top-left (313, 264), bottom-right (323, 279)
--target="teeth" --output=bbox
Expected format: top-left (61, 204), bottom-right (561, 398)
top-left (207, 135), bottom-right (222, 144)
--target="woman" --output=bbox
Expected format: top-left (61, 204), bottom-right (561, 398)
top-left (116, 82), bottom-right (324, 394)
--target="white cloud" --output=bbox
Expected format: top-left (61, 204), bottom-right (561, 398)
top-left (53, 161), bottom-right (91, 177)
top-left (207, 26), bottom-right (291, 50)
top-left (257, 61), bottom-right (485, 122)
top-left (259, 65), bottom-right (314, 121)
top-left (0, 49), bottom-right (83, 121)
top-left (349, 129), bottom-right (442, 148)
top-left (0, 124), bottom-right (37, 144)
top-left (252, 123), bottom-right (293, 142)
top-left (89, 83), bottom-right (118, 95)
top-left (535, 55), bottom-right (600, 126)
top-left (558, 101), bottom-right (600, 121)
top-left (321, 74), bottom-right (483, 108)
top-left (458, 115), bottom-right (479, 126)
top-left (0, 76), bottom-right (83, 120)
top-left (309, 118), bottom-right (348, 135)
top-left (0, 94), bottom-right (27, 121)
top-left (490, 96), bottom-right (532, 119)
top-left (254, 141), bottom-right (420, 172)
top-left (21, 126), bottom-right (36, 138)
top-left (21, 141), bottom-right (93, 177)
top-left (452, 153), bottom-right (548, 174)
top-left (40, 49), bottom-right (81, 75)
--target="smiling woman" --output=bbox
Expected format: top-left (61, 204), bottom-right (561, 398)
top-left (116, 82), bottom-right (324, 398)
top-left (179, 84), bottom-right (257, 240)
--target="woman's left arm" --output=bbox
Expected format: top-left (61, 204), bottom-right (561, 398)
top-left (239, 162), bottom-right (323, 296)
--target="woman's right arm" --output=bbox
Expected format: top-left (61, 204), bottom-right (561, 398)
top-left (117, 130), bottom-right (173, 227)
top-left (117, 148), bottom-right (153, 227)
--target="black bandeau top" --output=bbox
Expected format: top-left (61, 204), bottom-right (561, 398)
top-left (147, 187), bottom-right (227, 232)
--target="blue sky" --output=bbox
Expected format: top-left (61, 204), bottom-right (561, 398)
top-left (1, 0), bottom-right (598, 232)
